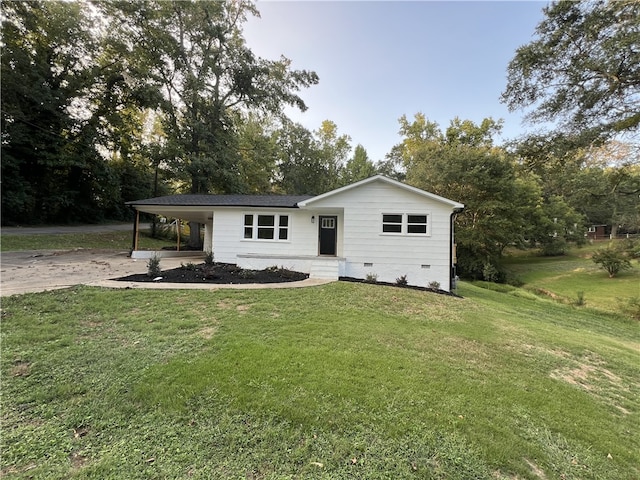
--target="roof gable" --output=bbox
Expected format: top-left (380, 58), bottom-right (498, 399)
top-left (298, 175), bottom-right (464, 209)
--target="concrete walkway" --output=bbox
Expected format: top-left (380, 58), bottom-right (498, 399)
top-left (0, 249), bottom-right (332, 297)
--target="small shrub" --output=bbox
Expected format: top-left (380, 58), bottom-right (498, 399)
top-left (428, 281), bottom-right (441, 290)
top-left (365, 273), bottom-right (378, 283)
top-left (619, 238), bottom-right (640, 260)
top-left (181, 262), bottom-right (197, 271)
top-left (540, 237), bottom-right (568, 256)
top-left (482, 262), bottom-right (500, 282)
top-left (506, 275), bottom-right (525, 288)
top-left (395, 275), bottom-right (408, 287)
top-left (152, 221), bottom-right (182, 242)
top-left (621, 297), bottom-right (640, 320)
top-left (472, 281), bottom-right (517, 293)
top-left (147, 254), bottom-right (161, 278)
top-left (204, 251), bottom-right (215, 266)
top-left (238, 269), bottom-right (256, 279)
top-left (592, 248), bottom-right (632, 278)
top-left (202, 265), bottom-right (218, 280)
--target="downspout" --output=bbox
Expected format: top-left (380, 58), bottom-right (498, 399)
top-left (449, 207), bottom-right (464, 292)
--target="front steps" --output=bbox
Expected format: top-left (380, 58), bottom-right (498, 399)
top-left (310, 259), bottom-right (341, 279)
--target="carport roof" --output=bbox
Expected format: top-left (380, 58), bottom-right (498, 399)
top-left (126, 194), bottom-right (313, 208)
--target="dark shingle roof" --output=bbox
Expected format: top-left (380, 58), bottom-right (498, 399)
top-left (126, 194), bottom-right (313, 208)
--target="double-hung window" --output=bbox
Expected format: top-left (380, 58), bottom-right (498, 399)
top-left (382, 214), bottom-right (403, 233)
top-left (381, 213), bottom-right (429, 235)
top-left (407, 214), bottom-right (428, 234)
top-left (244, 214), bottom-right (289, 241)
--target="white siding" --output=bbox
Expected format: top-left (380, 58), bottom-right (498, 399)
top-left (211, 208), bottom-right (328, 273)
top-left (206, 179), bottom-right (459, 290)
top-left (304, 181), bottom-right (455, 289)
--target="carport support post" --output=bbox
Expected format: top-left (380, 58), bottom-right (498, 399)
top-left (176, 219), bottom-right (180, 252)
top-left (130, 209), bottom-right (140, 255)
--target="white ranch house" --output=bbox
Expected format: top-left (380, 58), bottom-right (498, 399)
top-left (127, 175), bottom-right (464, 291)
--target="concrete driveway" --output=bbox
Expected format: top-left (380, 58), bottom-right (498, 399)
top-left (1, 224), bottom-right (331, 296)
top-left (1, 249), bottom-right (163, 296)
top-left (0, 249), bottom-right (331, 296)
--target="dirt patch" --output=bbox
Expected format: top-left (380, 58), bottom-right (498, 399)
top-left (198, 326), bottom-right (217, 339)
top-left (549, 352), bottom-right (634, 415)
top-left (115, 262), bottom-right (308, 285)
top-left (70, 452), bottom-right (89, 470)
top-left (10, 360), bottom-right (31, 377)
top-left (524, 458), bottom-right (548, 479)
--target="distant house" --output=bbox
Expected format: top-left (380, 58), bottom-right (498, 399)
top-left (126, 175), bottom-right (464, 291)
top-left (586, 225), bottom-right (610, 240)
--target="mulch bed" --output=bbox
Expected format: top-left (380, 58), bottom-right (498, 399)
top-left (114, 262), bottom-right (460, 296)
top-left (339, 276), bottom-right (461, 297)
top-left (115, 262), bottom-right (309, 284)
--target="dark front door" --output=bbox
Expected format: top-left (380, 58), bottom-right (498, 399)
top-left (318, 216), bottom-right (337, 256)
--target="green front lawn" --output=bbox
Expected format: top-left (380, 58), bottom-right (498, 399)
top-left (2, 282), bottom-right (638, 479)
top-left (503, 242), bottom-right (640, 316)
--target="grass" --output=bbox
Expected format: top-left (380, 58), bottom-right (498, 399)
top-left (0, 229), bottom-right (175, 252)
top-left (2, 282), bottom-right (639, 479)
top-left (502, 242), bottom-right (640, 316)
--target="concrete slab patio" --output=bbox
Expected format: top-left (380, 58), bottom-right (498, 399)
top-left (0, 249), bottom-right (332, 297)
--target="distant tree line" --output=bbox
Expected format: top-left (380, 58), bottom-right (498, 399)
top-left (2, 0), bottom-right (639, 280)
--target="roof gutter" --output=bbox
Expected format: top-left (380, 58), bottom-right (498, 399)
top-left (449, 207), bottom-right (465, 292)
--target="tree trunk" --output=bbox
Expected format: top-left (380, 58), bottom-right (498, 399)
top-left (188, 221), bottom-right (202, 249)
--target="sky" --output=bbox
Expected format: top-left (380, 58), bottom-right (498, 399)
top-left (243, 0), bottom-right (549, 162)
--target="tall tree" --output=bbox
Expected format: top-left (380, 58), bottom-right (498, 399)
top-left (515, 135), bottom-right (640, 237)
top-left (276, 120), bottom-right (351, 195)
top-left (99, 0), bottom-right (318, 246)
top-left (574, 142), bottom-right (640, 236)
top-left (502, 0), bottom-right (640, 144)
top-left (340, 144), bottom-right (377, 186)
top-left (1, 1), bottom-right (115, 224)
top-left (236, 113), bottom-right (279, 193)
top-left (376, 145), bottom-right (406, 182)
top-left (396, 114), bottom-right (577, 279)
top-left (314, 120), bottom-right (351, 189)
top-left (276, 121), bottom-right (323, 195)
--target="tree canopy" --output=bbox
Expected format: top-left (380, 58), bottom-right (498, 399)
top-left (98, 0), bottom-right (318, 196)
top-left (396, 113), bottom-right (585, 279)
top-left (502, 0), bottom-right (640, 144)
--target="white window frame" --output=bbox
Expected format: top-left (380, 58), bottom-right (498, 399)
top-left (381, 213), bottom-right (403, 234)
top-left (243, 213), bottom-right (290, 242)
top-left (381, 212), bottom-right (430, 236)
